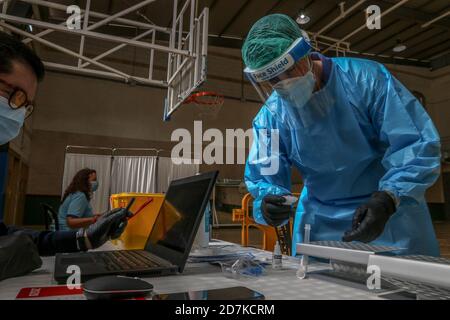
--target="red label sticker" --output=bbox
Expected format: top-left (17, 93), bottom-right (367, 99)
top-left (16, 286), bottom-right (83, 299)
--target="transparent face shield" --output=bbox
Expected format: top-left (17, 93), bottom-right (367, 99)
top-left (244, 36), bottom-right (313, 104)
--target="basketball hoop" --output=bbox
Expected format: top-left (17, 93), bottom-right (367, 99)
top-left (184, 91), bottom-right (224, 119)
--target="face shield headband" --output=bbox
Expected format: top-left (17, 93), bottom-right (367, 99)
top-left (244, 34), bottom-right (313, 103)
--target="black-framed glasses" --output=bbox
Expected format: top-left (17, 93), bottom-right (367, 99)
top-left (0, 79), bottom-right (34, 118)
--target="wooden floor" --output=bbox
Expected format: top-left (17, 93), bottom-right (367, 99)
top-left (213, 212), bottom-right (450, 258)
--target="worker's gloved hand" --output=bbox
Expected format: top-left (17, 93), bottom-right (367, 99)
top-left (96, 208), bottom-right (132, 240)
top-left (261, 194), bottom-right (294, 227)
top-left (77, 208), bottom-right (131, 251)
top-left (342, 191), bottom-right (396, 243)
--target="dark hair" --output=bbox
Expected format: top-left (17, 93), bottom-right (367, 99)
top-left (62, 168), bottom-right (96, 203)
top-left (0, 31), bottom-right (45, 81)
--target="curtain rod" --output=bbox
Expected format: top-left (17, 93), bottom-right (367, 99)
top-left (112, 147), bottom-right (164, 155)
top-left (65, 145), bottom-right (114, 153)
top-left (66, 145), bottom-right (166, 156)
top-left (65, 145), bottom-right (203, 158)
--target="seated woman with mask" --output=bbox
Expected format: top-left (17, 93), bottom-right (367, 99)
top-left (58, 168), bottom-right (101, 231)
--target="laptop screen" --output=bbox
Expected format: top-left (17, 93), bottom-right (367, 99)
top-left (144, 171), bottom-right (217, 270)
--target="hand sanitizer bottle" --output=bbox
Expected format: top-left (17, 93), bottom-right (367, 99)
top-left (272, 241), bottom-right (282, 269)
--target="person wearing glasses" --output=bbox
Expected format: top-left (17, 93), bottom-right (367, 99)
top-left (0, 32), bottom-right (131, 281)
top-left (0, 50), bottom-right (36, 140)
top-left (0, 76), bottom-right (34, 124)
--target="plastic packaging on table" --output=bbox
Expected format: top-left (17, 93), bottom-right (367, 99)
top-left (220, 254), bottom-right (267, 279)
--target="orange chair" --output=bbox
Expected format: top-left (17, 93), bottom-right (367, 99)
top-left (238, 193), bottom-right (300, 252)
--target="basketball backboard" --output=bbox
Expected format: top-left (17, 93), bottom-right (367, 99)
top-left (0, 0), bottom-right (208, 122)
top-left (164, 2), bottom-right (209, 121)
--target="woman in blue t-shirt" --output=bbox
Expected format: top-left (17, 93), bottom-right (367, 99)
top-left (58, 168), bottom-right (100, 231)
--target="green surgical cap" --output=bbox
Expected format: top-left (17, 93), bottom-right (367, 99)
top-left (242, 14), bottom-right (303, 70)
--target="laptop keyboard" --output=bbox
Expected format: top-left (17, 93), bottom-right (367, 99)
top-left (97, 251), bottom-right (161, 271)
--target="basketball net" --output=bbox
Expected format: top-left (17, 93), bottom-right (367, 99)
top-left (184, 91), bottom-right (224, 119)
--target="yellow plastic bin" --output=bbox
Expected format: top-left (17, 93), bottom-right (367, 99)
top-left (110, 193), bottom-right (165, 250)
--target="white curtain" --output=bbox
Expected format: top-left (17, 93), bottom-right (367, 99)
top-left (156, 157), bottom-right (172, 193)
top-left (111, 156), bottom-right (157, 194)
top-left (157, 157), bottom-right (199, 193)
top-left (62, 153), bottom-right (112, 213)
top-left (62, 153), bottom-right (199, 211)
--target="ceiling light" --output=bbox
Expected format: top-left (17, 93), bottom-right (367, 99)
top-left (296, 13), bottom-right (310, 25)
top-left (393, 39), bottom-right (407, 53)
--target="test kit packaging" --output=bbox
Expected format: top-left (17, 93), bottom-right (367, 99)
top-left (192, 202), bottom-right (211, 250)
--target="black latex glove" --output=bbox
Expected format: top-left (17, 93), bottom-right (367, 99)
top-left (77, 208), bottom-right (131, 250)
top-left (262, 194), bottom-right (294, 227)
top-left (97, 208), bottom-right (132, 240)
top-left (342, 191), bottom-right (396, 243)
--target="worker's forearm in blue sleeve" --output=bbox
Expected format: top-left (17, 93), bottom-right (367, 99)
top-left (5, 224), bottom-right (79, 256)
top-left (245, 111), bottom-right (292, 224)
top-left (372, 68), bottom-right (441, 201)
top-left (39, 230), bottom-right (79, 256)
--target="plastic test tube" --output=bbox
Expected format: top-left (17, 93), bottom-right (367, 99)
top-left (283, 195), bottom-right (298, 206)
top-left (297, 224), bottom-right (311, 279)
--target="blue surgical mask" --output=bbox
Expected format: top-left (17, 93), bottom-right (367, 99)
top-left (90, 181), bottom-right (99, 192)
top-left (274, 71), bottom-right (316, 109)
top-left (0, 96), bottom-right (26, 145)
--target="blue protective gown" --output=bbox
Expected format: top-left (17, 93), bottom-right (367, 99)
top-left (245, 57), bottom-right (441, 256)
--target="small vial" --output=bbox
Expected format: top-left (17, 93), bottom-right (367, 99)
top-left (296, 256), bottom-right (308, 279)
top-left (272, 241), bottom-right (282, 269)
top-left (297, 224), bottom-right (311, 279)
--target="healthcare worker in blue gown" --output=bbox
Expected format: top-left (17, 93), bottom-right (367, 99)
top-left (242, 14), bottom-right (441, 256)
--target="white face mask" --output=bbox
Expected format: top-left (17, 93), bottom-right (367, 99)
top-left (0, 96), bottom-right (26, 145)
top-left (273, 71), bottom-right (316, 109)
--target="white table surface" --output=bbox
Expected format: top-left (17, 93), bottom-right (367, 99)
top-left (0, 241), bottom-right (385, 300)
